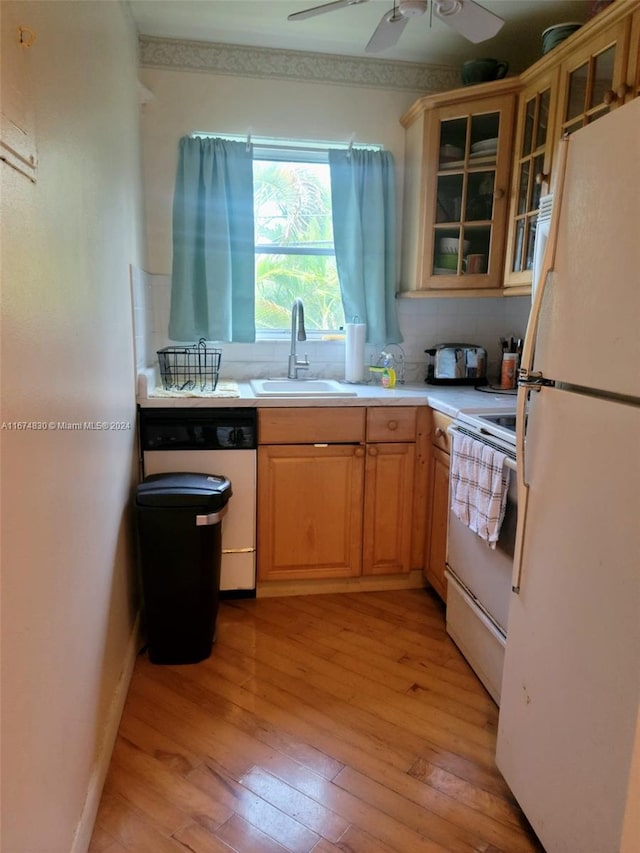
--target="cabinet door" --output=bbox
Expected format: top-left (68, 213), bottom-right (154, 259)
top-left (627, 9), bottom-right (640, 101)
top-left (259, 407), bottom-right (365, 444)
top-left (362, 443), bottom-right (415, 576)
top-left (425, 445), bottom-right (450, 602)
top-left (257, 444), bottom-right (364, 581)
top-left (424, 93), bottom-right (515, 291)
top-left (504, 68), bottom-right (559, 290)
top-left (556, 17), bottom-right (631, 136)
top-left (366, 406), bottom-right (417, 443)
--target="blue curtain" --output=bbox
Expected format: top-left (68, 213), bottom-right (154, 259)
top-left (329, 148), bottom-right (402, 345)
top-left (169, 137), bottom-right (256, 342)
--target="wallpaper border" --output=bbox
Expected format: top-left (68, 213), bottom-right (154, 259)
top-left (139, 35), bottom-right (460, 93)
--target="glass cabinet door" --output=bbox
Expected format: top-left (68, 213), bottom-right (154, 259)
top-left (558, 20), bottom-right (630, 135)
top-left (509, 81), bottom-right (553, 281)
top-left (428, 95), bottom-right (514, 290)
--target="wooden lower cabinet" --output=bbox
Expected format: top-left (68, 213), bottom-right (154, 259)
top-left (425, 446), bottom-right (450, 601)
top-left (257, 443), bottom-right (365, 581)
top-left (363, 442), bottom-right (415, 576)
top-left (257, 406), bottom-right (420, 583)
top-left (424, 411), bottom-right (453, 602)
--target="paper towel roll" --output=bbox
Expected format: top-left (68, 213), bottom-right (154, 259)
top-left (345, 323), bottom-right (366, 383)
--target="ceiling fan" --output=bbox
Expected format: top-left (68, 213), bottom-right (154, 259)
top-left (287, 0), bottom-right (505, 53)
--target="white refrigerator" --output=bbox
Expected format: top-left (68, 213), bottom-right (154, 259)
top-left (496, 97), bottom-right (640, 853)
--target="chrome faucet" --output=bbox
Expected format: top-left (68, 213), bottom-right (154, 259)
top-left (287, 298), bottom-right (309, 380)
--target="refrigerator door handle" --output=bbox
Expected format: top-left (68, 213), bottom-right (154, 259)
top-left (512, 138), bottom-right (570, 595)
top-left (512, 385), bottom-right (530, 593)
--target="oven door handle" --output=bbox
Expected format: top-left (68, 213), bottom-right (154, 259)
top-left (447, 426), bottom-right (517, 471)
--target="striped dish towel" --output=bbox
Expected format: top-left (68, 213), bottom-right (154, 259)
top-left (149, 381), bottom-right (240, 398)
top-left (450, 432), bottom-right (511, 549)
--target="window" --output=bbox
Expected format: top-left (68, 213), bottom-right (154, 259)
top-left (185, 133), bottom-right (386, 342)
top-left (253, 152), bottom-right (344, 335)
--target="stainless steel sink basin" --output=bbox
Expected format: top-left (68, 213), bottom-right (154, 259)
top-left (249, 378), bottom-right (357, 397)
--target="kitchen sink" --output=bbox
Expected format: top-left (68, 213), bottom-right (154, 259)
top-left (249, 378), bottom-right (358, 397)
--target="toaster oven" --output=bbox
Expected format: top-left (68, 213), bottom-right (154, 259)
top-left (425, 343), bottom-right (487, 385)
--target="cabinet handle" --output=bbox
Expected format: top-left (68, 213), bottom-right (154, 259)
top-left (368, 446), bottom-right (378, 457)
top-left (603, 83), bottom-right (630, 105)
top-left (493, 188), bottom-right (505, 200)
top-left (354, 447), bottom-right (365, 457)
top-left (434, 427), bottom-right (445, 437)
top-left (387, 420), bottom-right (398, 430)
top-left (535, 172), bottom-right (549, 185)
top-left (618, 83), bottom-right (631, 101)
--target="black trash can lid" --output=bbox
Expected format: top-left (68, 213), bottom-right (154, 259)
top-left (136, 472), bottom-right (232, 510)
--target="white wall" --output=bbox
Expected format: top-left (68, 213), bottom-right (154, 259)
top-left (0, 2), bottom-right (143, 850)
top-left (139, 65), bottom-right (422, 275)
top-left (138, 272), bottom-right (528, 384)
top-left (138, 61), bottom-right (530, 384)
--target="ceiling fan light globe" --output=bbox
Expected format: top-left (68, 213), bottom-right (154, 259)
top-left (399, 0), bottom-right (427, 18)
top-left (434, 0), bottom-right (463, 18)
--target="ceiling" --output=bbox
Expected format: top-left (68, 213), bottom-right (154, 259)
top-left (128, 0), bottom-right (593, 74)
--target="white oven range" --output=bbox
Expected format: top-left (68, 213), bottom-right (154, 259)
top-left (445, 408), bottom-right (517, 705)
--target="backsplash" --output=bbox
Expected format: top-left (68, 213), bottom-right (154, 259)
top-left (131, 267), bottom-right (530, 387)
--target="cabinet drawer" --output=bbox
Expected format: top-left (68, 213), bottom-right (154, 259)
top-left (431, 411), bottom-right (453, 453)
top-left (259, 407), bottom-right (365, 444)
top-left (366, 407), bottom-right (417, 442)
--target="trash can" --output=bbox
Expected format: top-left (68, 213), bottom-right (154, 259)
top-left (135, 472), bottom-right (232, 665)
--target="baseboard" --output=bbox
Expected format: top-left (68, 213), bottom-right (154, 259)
top-left (257, 568), bottom-right (425, 598)
top-left (70, 612), bottom-right (140, 853)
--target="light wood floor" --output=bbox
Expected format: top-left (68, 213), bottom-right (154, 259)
top-left (90, 588), bottom-right (543, 853)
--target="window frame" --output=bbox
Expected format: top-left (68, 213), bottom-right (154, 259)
top-left (191, 134), bottom-right (382, 340)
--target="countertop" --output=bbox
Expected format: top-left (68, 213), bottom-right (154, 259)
top-left (137, 369), bottom-right (517, 418)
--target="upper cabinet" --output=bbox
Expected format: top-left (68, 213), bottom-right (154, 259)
top-left (504, 1), bottom-right (639, 290)
top-left (400, 81), bottom-right (517, 296)
top-left (503, 68), bottom-right (559, 290)
top-left (556, 15), bottom-right (632, 134)
top-left (401, 0), bottom-right (640, 298)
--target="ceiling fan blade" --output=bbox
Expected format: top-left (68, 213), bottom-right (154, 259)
top-left (434, 0), bottom-right (504, 43)
top-left (365, 9), bottom-right (409, 53)
top-left (288, 0), bottom-right (369, 22)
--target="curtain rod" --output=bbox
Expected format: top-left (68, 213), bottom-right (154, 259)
top-left (191, 131), bottom-right (383, 154)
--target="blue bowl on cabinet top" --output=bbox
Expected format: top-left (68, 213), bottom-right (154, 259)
top-left (541, 22), bottom-right (582, 55)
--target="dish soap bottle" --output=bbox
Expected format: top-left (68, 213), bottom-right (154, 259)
top-left (381, 368), bottom-right (396, 389)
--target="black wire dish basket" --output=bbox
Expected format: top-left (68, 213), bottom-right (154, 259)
top-left (157, 339), bottom-right (222, 392)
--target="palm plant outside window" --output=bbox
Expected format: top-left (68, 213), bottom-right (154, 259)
top-left (253, 159), bottom-right (344, 333)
